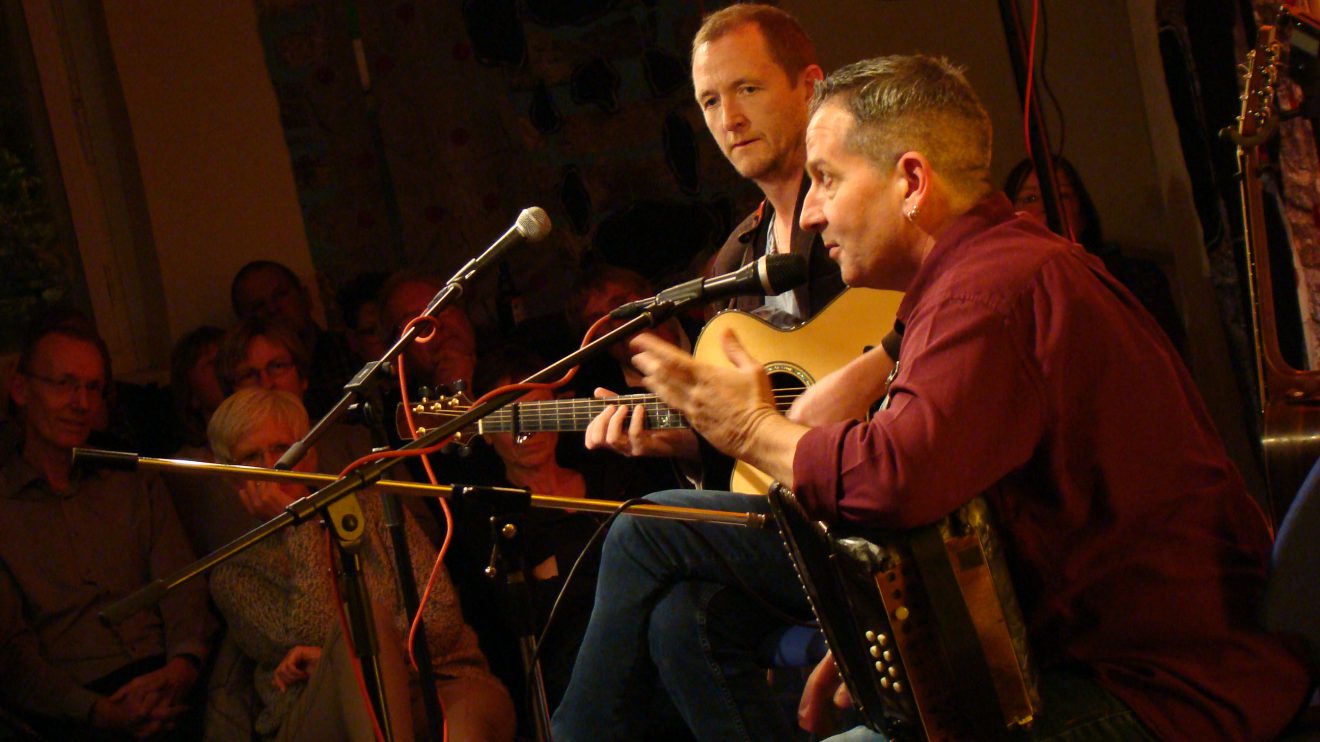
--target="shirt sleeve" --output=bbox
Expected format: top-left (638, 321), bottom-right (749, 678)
top-left (146, 474), bottom-right (215, 665)
top-left (0, 561), bottom-right (100, 720)
top-left (793, 295), bottom-right (1047, 528)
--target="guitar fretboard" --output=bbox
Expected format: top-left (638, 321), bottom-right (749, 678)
top-left (476, 395), bottom-right (688, 434)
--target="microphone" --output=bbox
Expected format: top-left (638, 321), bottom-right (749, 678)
top-left (609, 253), bottom-right (808, 320)
top-left (445, 207), bottom-right (552, 289)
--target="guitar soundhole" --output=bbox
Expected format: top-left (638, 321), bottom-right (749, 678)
top-left (764, 364), bottom-right (811, 414)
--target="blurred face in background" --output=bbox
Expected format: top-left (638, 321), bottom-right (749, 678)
top-left (381, 279), bottom-right (475, 393)
top-left (187, 341), bottom-right (226, 418)
top-left (1011, 170), bottom-right (1086, 239)
top-left (233, 335), bottom-right (307, 399)
top-left (486, 384), bottom-right (559, 473)
top-left (578, 280), bottom-right (681, 366)
top-left (233, 265), bottom-right (313, 333)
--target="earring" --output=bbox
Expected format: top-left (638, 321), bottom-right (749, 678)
top-left (904, 206), bottom-right (920, 223)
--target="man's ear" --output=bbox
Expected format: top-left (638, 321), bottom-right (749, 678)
top-left (896, 151), bottom-right (933, 208)
top-left (9, 373), bottom-right (28, 411)
top-left (801, 64), bottom-right (825, 97)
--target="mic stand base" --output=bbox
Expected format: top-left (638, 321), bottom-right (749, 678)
top-left (458, 485), bottom-right (554, 742)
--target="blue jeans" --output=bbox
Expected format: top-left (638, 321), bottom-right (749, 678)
top-left (551, 490), bottom-right (812, 742)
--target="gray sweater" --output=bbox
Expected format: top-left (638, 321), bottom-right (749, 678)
top-left (211, 494), bottom-right (489, 737)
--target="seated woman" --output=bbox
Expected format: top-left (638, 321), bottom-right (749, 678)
top-left (1003, 156), bottom-right (1187, 352)
top-left (207, 387), bottom-right (514, 741)
top-left (464, 346), bottom-right (665, 714)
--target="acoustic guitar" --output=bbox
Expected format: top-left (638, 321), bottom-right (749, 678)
top-left (1230, 22), bottom-right (1320, 524)
top-left (397, 287), bottom-right (902, 493)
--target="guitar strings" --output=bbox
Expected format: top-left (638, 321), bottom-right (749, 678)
top-left (407, 388), bottom-right (810, 422)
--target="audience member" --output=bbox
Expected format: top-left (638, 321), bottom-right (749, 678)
top-left (563, 264), bottom-right (696, 488)
top-left (230, 260), bottom-right (357, 419)
top-left (207, 388), bottom-right (513, 741)
top-left (336, 270), bottom-right (390, 366)
top-left (169, 325), bottom-right (226, 450)
top-left (0, 316), bottom-right (212, 739)
top-left (564, 263), bottom-right (692, 398)
top-left (1003, 156), bottom-right (1187, 352)
top-left (467, 346), bottom-right (661, 713)
top-left (165, 316), bottom-right (426, 556)
top-left (378, 273), bottom-right (476, 398)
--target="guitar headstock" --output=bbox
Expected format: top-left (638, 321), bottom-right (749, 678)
top-left (1232, 25), bottom-right (1281, 148)
top-left (394, 392), bottom-right (475, 444)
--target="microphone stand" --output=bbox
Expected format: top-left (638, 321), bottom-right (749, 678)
top-left (260, 209), bottom-right (538, 740)
top-left (92, 299), bottom-right (761, 742)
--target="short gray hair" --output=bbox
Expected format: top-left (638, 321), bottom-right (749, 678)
top-left (810, 55), bottom-right (993, 199)
top-left (208, 387), bottom-right (309, 464)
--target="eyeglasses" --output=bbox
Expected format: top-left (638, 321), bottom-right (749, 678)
top-left (234, 358), bottom-right (297, 388)
top-left (233, 442), bottom-right (293, 468)
top-left (22, 372), bottom-right (106, 401)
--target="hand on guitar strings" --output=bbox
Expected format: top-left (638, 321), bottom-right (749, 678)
top-left (630, 329), bottom-right (807, 486)
top-left (584, 387), bottom-right (701, 461)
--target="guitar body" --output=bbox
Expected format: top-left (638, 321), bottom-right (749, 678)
top-left (767, 484), bottom-right (1039, 741)
top-left (1263, 399), bottom-right (1320, 521)
top-left (694, 287), bottom-right (903, 493)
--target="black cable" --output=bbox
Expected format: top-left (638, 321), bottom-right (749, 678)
top-left (522, 498), bottom-right (651, 693)
top-left (521, 496), bottom-right (814, 695)
top-left (1037, 0), bottom-right (1068, 157)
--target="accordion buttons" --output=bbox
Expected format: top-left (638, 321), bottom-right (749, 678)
top-left (877, 633), bottom-right (889, 646)
top-left (881, 677), bottom-right (891, 689)
top-left (893, 681), bottom-right (904, 694)
top-left (895, 606), bottom-right (910, 622)
top-left (874, 661), bottom-right (884, 672)
top-left (882, 650), bottom-right (893, 662)
top-left (865, 631), bottom-right (877, 642)
top-left (887, 666), bottom-right (899, 678)
top-left (869, 646), bottom-right (881, 658)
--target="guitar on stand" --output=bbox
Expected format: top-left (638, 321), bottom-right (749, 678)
top-left (1229, 19), bottom-right (1320, 524)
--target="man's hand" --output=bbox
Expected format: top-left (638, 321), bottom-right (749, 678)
top-left (274, 645), bottom-right (322, 691)
top-left (797, 652), bottom-right (852, 737)
top-left (630, 330), bottom-right (807, 485)
top-left (90, 693), bottom-right (152, 736)
top-left (584, 387), bottom-right (700, 462)
top-left (97, 656), bottom-right (198, 738)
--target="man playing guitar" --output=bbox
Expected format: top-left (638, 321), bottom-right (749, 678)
top-left (552, 55), bottom-right (1311, 742)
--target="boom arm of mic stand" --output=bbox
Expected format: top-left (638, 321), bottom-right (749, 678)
top-left (75, 450), bottom-right (766, 530)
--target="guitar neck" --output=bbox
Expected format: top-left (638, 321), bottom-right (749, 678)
top-left (477, 394), bottom-right (690, 434)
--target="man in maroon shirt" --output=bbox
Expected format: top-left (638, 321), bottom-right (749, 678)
top-left (554, 55), bottom-right (1312, 741)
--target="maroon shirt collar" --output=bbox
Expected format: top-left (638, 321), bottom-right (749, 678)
top-left (895, 193), bottom-right (1016, 324)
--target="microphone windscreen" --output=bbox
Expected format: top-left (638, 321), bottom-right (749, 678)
top-left (762, 253), bottom-right (809, 295)
top-left (516, 207), bottom-right (552, 241)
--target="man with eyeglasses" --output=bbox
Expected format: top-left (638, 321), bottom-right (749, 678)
top-left (0, 317), bottom-right (212, 739)
top-left (230, 260), bottom-right (358, 419)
